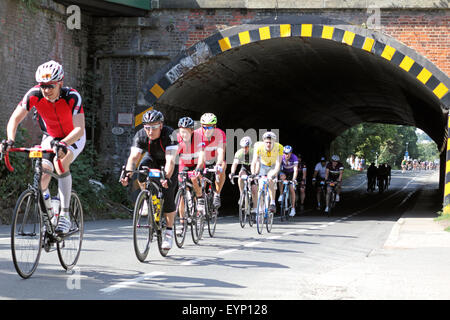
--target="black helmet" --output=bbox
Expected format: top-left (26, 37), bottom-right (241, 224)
top-left (142, 109), bottom-right (164, 124)
top-left (178, 117), bottom-right (194, 129)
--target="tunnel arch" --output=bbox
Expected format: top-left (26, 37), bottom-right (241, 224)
top-left (136, 15), bottom-right (450, 157)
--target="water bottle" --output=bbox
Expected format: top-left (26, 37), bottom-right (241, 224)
top-left (152, 195), bottom-right (161, 222)
top-left (43, 191), bottom-right (53, 218)
top-left (186, 191), bottom-right (193, 209)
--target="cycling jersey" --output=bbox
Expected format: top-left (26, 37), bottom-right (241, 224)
top-left (234, 147), bottom-right (253, 166)
top-left (281, 154), bottom-right (298, 173)
top-left (131, 126), bottom-right (178, 168)
top-left (314, 162), bottom-right (327, 179)
top-left (18, 86), bottom-right (84, 139)
top-left (194, 127), bottom-right (226, 165)
top-left (326, 162), bottom-right (344, 181)
top-left (176, 130), bottom-right (203, 171)
top-left (254, 141), bottom-right (283, 167)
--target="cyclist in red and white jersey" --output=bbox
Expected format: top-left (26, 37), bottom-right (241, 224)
top-left (1, 60), bottom-right (86, 234)
top-left (176, 116), bottom-right (206, 212)
top-left (193, 113), bottom-right (226, 209)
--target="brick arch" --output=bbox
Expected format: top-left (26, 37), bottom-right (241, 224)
top-left (138, 19), bottom-right (450, 125)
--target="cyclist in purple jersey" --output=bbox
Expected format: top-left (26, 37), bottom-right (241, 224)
top-left (279, 146), bottom-right (298, 217)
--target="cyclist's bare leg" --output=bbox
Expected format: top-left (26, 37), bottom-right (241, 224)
top-left (215, 163), bottom-right (226, 194)
top-left (268, 179), bottom-right (276, 203)
top-left (190, 176), bottom-right (202, 198)
top-left (290, 185), bottom-right (296, 205)
top-left (251, 184), bottom-right (258, 209)
top-left (165, 211), bottom-right (175, 228)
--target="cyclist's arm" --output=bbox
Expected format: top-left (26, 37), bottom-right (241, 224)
top-left (292, 164), bottom-right (298, 181)
top-left (62, 113), bottom-right (85, 146)
top-left (196, 149), bottom-right (205, 171)
top-left (125, 148), bottom-right (142, 172)
top-left (251, 151), bottom-right (259, 175)
top-left (6, 106), bottom-right (28, 142)
top-left (164, 147), bottom-right (177, 180)
top-left (230, 158), bottom-right (239, 175)
top-left (302, 166), bottom-right (307, 181)
top-left (324, 168), bottom-right (329, 181)
top-left (338, 170), bottom-right (344, 182)
top-left (216, 144), bottom-right (226, 168)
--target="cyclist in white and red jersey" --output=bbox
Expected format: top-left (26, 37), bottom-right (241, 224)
top-left (1, 60), bottom-right (86, 234)
top-left (193, 113), bottom-right (226, 209)
top-left (176, 116), bottom-right (206, 212)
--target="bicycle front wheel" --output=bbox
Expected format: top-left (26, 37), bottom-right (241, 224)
top-left (256, 191), bottom-right (265, 235)
top-left (57, 192), bottom-right (84, 271)
top-left (206, 193), bottom-right (217, 238)
top-left (266, 192), bottom-right (274, 233)
top-left (174, 190), bottom-right (187, 248)
top-left (11, 189), bottom-right (43, 279)
top-left (238, 192), bottom-right (246, 228)
top-left (133, 190), bottom-right (153, 262)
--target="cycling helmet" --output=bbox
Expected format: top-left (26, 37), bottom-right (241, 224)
top-left (331, 155), bottom-right (340, 161)
top-left (200, 113), bottom-right (217, 125)
top-left (240, 136), bottom-right (252, 147)
top-left (142, 109), bottom-right (164, 124)
top-left (35, 60), bottom-right (64, 83)
top-left (178, 117), bottom-right (194, 129)
top-left (283, 145), bottom-right (293, 154)
top-left (262, 131), bottom-right (277, 140)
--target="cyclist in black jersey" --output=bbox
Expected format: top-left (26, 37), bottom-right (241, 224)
top-left (120, 109), bottom-right (178, 250)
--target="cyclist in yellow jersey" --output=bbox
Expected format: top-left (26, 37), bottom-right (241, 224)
top-left (251, 131), bottom-right (283, 214)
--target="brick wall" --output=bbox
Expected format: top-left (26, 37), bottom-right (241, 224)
top-left (0, 0), bottom-right (90, 143)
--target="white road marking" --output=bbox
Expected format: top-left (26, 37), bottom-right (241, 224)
top-left (100, 271), bottom-right (166, 294)
top-left (244, 241), bottom-right (261, 247)
top-left (267, 235), bottom-right (282, 239)
top-left (217, 249), bottom-right (238, 255)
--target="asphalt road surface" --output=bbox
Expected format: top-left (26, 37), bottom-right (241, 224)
top-left (0, 169), bottom-right (448, 301)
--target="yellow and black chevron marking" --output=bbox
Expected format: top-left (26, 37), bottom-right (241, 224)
top-left (139, 23), bottom-right (449, 127)
top-left (444, 116), bottom-right (450, 215)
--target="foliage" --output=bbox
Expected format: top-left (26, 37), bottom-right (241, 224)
top-left (0, 128), bottom-right (33, 208)
top-left (331, 123), bottom-right (437, 167)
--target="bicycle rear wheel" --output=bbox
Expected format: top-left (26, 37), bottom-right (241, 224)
top-left (57, 192), bottom-right (84, 271)
top-left (266, 192), bottom-right (274, 233)
top-left (133, 190), bottom-right (153, 262)
top-left (11, 189), bottom-right (43, 279)
top-left (174, 190), bottom-right (187, 248)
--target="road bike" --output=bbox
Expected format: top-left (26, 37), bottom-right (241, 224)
top-left (174, 170), bottom-right (201, 247)
top-left (199, 167), bottom-right (220, 238)
top-left (279, 180), bottom-right (296, 222)
top-left (231, 174), bottom-right (254, 228)
top-left (2, 146), bottom-right (83, 279)
top-left (254, 176), bottom-right (275, 234)
top-left (326, 180), bottom-right (338, 216)
top-left (314, 179), bottom-right (327, 211)
top-left (120, 166), bottom-right (169, 262)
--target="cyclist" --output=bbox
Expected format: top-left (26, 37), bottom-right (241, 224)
top-left (312, 156), bottom-right (327, 210)
top-left (193, 113), bottom-right (226, 209)
top-left (176, 116), bottom-right (205, 215)
top-left (401, 158), bottom-right (407, 173)
top-left (251, 131), bottom-right (283, 214)
top-left (1, 60), bottom-right (85, 234)
top-left (278, 145), bottom-right (298, 217)
top-left (120, 109), bottom-right (178, 250)
top-left (366, 162), bottom-right (377, 192)
top-left (229, 136), bottom-right (257, 214)
top-left (386, 163), bottom-right (392, 186)
top-left (324, 154), bottom-right (344, 213)
top-left (376, 163), bottom-right (388, 191)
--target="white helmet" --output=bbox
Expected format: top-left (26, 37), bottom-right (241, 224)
top-left (35, 60), bottom-right (64, 83)
top-left (331, 155), bottom-right (340, 161)
top-left (262, 131), bottom-right (276, 140)
top-left (240, 136), bottom-right (252, 147)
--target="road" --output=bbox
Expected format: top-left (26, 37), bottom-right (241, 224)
top-left (0, 169), bottom-right (449, 301)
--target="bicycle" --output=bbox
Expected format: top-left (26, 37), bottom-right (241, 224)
top-left (174, 170), bottom-right (201, 247)
top-left (120, 166), bottom-right (169, 262)
top-left (254, 175), bottom-right (275, 234)
top-left (279, 180), bottom-right (297, 222)
top-left (199, 167), bottom-right (220, 238)
top-left (326, 180), bottom-right (338, 216)
top-left (231, 174), bottom-right (254, 228)
top-left (2, 145), bottom-right (83, 279)
top-left (314, 179), bottom-right (327, 211)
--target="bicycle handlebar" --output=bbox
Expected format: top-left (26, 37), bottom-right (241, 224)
top-left (1, 147), bottom-right (55, 173)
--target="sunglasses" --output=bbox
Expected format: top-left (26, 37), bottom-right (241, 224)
top-left (144, 124), bottom-right (161, 130)
top-left (202, 126), bottom-right (215, 130)
top-left (40, 83), bottom-right (56, 89)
